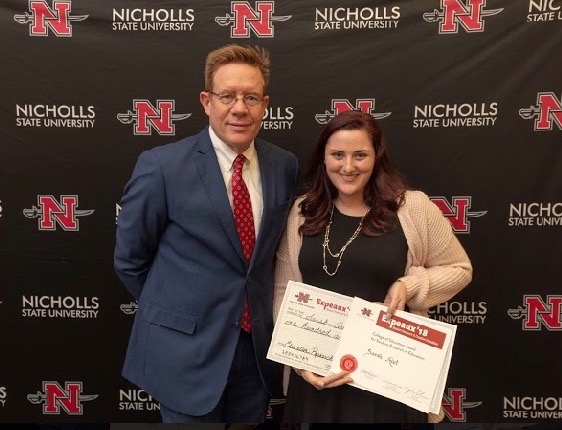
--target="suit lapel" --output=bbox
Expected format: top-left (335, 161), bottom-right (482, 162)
top-left (194, 130), bottom-right (247, 265)
top-left (250, 140), bottom-right (274, 270)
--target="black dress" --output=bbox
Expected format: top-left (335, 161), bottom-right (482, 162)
top-left (283, 206), bottom-right (428, 423)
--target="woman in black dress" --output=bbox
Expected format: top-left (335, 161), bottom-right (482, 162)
top-left (274, 110), bottom-right (473, 423)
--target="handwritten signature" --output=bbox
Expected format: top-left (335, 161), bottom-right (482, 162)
top-left (404, 387), bottom-right (429, 401)
top-left (278, 340), bottom-right (333, 361)
top-left (284, 317), bottom-right (341, 339)
top-left (304, 313), bottom-right (344, 329)
top-left (363, 349), bottom-right (399, 367)
top-left (363, 348), bottom-right (383, 359)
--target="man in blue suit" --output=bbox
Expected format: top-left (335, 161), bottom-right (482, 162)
top-left (114, 44), bottom-right (299, 424)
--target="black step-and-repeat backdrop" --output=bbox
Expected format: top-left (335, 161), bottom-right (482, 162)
top-left (1, 0), bottom-right (561, 424)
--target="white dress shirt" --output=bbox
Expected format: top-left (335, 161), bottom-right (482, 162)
top-left (208, 126), bottom-right (263, 239)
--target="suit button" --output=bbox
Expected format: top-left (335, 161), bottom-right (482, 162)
top-left (234, 321), bottom-right (240, 327)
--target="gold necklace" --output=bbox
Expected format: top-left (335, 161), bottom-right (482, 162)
top-left (322, 205), bottom-right (366, 276)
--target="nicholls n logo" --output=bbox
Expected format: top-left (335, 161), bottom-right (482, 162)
top-left (117, 99), bottom-right (191, 135)
top-left (315, 99), bottom-right (391, 124)
top-left (215, 1), bottom-right (292, 38)
top-left (508, 295), bottom-right (562, 331)
top-left (27, 381), bottom-right (98, 415)
top-left (519, 92), bottom-right (562, 131)
top-left (442, 388), bottom-right (482, 422)
top-left (14, 1), bottom-right (88, 36)
top-left (430, 196), bottom-right (487, 233)
top-left (23, 195), bottom-right (94, 231)
top-left (423, 0), bottom-right (503, 34)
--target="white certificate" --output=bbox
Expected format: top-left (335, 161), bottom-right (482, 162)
top-left (267, 280), bottom-right (352, 375)
top-left (332, 297), bottom-right (456, 414)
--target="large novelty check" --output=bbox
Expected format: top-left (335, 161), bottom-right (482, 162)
top-left (267, 280), bottom-right (456, 414)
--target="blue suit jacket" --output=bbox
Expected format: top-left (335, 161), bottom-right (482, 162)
top-left (114, 127), bottom-right (298, 415)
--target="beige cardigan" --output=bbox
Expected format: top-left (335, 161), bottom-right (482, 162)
top-left (273, 190), bottom-right (473, 423)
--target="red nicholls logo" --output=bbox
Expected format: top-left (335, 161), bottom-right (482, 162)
top-left (14, 0), bottom-right (88, 36)
top-left (423, 0), bottom-right (502, 34)
top-left (23, 195), bottom-right (94, 231)
top-left (215, 1), bottom-right (291, 38)
top-left (295, 292), bottom-right (310, 303)
top-left (315, 98), bottom-right (391, 124)
top-left (508, 295), bottom-right (562, 331)
top-left (519, 92), bottom-right (562, 131)
top-left (442, 388), bottom-right (482, 422)
top-left (430, 196), bottom-right (486, 233)
top-left (117, 99), bottom-right (191, 135)
top-left (27, 381), bottom-right (98, 415)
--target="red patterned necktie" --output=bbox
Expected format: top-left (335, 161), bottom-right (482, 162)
top-left (232, 154), bottom-right (255, 332)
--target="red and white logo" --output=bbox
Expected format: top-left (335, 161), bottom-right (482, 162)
top-left (215, 1), bottom-right (291, 38)
top-left (430, 196), bottom-right (487, 233)
top-left (423, 0), bottom-right (503, 34)
top-left (23, 195), bottom-right (94, 231)
top-left (117, 99), bottom-right (191, 135)
top-left (361, 308), bottom-right (372, 317)
top-left (519, 92), bottom-right (562, 131)
top-left (442, 388), bottom-right (482, 422)
top-left (14, 0), bottom-right (88, 37)
top-left (315, 98), bottom-right (391, 124)
top-left (27, 381), bottom-right (98, 415)
top-left (508, 295), bottom-right (562, 331)
top-left (295, 292), bottom-right (310, 303)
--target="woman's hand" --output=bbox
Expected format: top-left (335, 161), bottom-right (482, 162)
top-left (294, 368), bottom-right (353, 390)
top-left (384, 280), bottom-right (407, 318)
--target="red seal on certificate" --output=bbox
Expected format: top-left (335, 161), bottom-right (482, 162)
top-left (339, 354), bottom-right (358, 372)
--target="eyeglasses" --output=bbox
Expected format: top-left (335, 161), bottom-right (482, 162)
top-left (208, 91), bottom-right (264, 108)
